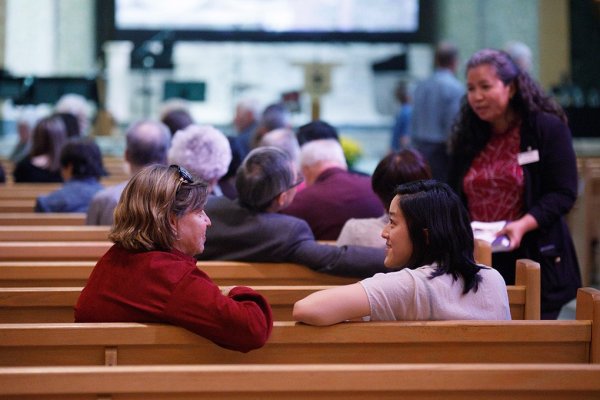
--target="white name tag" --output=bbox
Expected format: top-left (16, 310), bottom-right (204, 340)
top-left (517, 149), bottom-right (540, 165)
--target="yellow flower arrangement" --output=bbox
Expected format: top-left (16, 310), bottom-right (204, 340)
top-left (339, 136), bottom-right (363, 169)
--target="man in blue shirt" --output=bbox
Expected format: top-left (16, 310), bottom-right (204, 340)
top-left (409, 41), bottom-right (464, 183)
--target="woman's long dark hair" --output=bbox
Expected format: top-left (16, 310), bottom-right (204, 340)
top-left (449, 49), bottom-right (566, 169)
top-left (396, 180), bottom-right (482, 294)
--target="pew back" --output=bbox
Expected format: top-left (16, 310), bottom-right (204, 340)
top-left (0, 226), bottom-right (110, 241)
top-left (0, 260), bottom-right (357, 287)
top-left (0, 199), bottom-right (35, 213)
top-left (0, 286), bottom-right (595, 367)
top-left (0, 241), bottom-right (109, 261)
top-left (0, 213), bottom-right (86, 226)
top-left (1, 363), bottom-right (599, 399)
top-left (0, 283), bottom-right (533, 323)
top-left (0, 260), bottom-right (539, 320)
top-left (0, 318), bottom-right (594, 367)
top-left (0, 286), bottom-right (334, 322)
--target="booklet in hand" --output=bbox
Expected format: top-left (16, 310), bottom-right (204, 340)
top-left (471, 220), bottom-right (511, 253)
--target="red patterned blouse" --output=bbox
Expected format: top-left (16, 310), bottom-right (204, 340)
top-left (463, 124), bottom-right (524, 222)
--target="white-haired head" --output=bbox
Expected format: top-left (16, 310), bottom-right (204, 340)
top-left (168, 124), bottom-right (232, 186)
top-left (55, 93), bottom-right (91, 135)
top-left (299, 139), bottom-right (347, 185)
top-left (300, 139), bottom-right (346, 168)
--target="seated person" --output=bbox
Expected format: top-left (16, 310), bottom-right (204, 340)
top-left (13, 115), bottom-right (67, 183)
top-left (75, 165), bottom-right (273, 353)
top-left (295, 120), bottom-right (366, 176)
top-left (55, 93), bottom-right (91, 136)
top-left (35, 138), bottom-right (104, 212)
top-left (86, 120), bottom-right (171, 225)
top-left (280, 139), bottom-right (383, 240)
top-left (168, 124), bottom-right (231, 196)
top-left (55, 112), bottom-right (81, 138)
top-left (293, 180), bottom-right (511, 325)
top-left (232, 97), bottom-right (261, 159)
top-left (218, 136), bottom-right (244, 200)
top-left (198, 146), bottom-right (387, 278)
top-left (250, 102), bottom-right (291, 149)
top-left (257, 127), bottom-right (303, 191)
top-left (0, 163), bottom-right (5, 183)
top-left (296, 120), bottom-right (339, 146)
top-left (258, 128), bottom-right (301, 167)
top-left (337, 149), bottom-right (431, 248)
top-left (161, 108), bottom-right (194, 137)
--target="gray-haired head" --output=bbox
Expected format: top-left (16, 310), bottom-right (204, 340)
top-left (258, 128), bottom-right (300, 167)
top-left (168, 124), bottom-right (232, 185)
top-left (125, 120), bottom-right (171, 172)
top-left (236, 146), bottom-right (296, 212)
top-left (259, 103), bottom-right (291, 132)
top-left (504, 41), bottom-right (533, 72)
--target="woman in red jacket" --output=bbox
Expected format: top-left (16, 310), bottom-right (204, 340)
top-left (75, 164), bottom-right (273, 352)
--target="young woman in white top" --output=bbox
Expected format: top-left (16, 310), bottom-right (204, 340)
top-left (293, 180), bottom-right (511, 326)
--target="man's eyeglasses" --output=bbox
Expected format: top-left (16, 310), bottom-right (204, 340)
top-left (287, 177), bottom-right (304, 191)
top-left (259, 176), bottom-right (303, 209)
top-left (170, 164), bottom-right (194, 184)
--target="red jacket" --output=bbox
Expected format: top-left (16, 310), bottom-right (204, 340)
top-left (75, 244), bottom-right (273, 352)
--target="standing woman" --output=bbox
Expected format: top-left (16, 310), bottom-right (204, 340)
top-left (75, 164), bottom-right (273, 352)
top-left (448, 48), bottom-right (581, 319)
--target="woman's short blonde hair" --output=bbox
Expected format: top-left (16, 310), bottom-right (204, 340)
top-left (109, 164), bottom-right (209, 252)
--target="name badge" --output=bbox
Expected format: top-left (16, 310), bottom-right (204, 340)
top-left (517, 149), bottom-right (539, 165)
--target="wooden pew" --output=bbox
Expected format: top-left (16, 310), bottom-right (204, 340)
top-left (1, 363), bottom-right (599, 399)
top-left (0, 226), bottom-right (110, 241)
top-left (0, 236), bottom-right (493, 262)
top-left (0, 260), bottom-right (357, 287)
top-left (0, 229), bottom-right (490, 259)
top-left (0, 287), bottom-right (596, 367)
top-left (474, 238), bottom-right (492, 267)
top-left (0, 213), bottom-right (86, 226)
top-left (0, 259), bottom-right (540, 319)
top-left (0, 276), bottom-right (537, 323)
top-left (0, 241), bottom-right (110, 261)
top-left (0, 199), bottom-right (35, 212)
top-left (0, 183), bottom-right (61, 199)
top-left (0, 285), bottom-right (335, 322)
top-left (568, 156), bottom-right (600, 286)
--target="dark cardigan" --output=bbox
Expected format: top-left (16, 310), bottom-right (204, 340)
top-left (449, 112), bottom-right (581, 317)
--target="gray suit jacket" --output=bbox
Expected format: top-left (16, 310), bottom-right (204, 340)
top-left (85, 181), bottom-right (128, 226)
top-left (198, 196), bottom-right (387, 278)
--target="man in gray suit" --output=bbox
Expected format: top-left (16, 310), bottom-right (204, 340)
top-left (86, 120), bottom-right (171, 225)
top-left (198, 146), bottom-right (388, 278)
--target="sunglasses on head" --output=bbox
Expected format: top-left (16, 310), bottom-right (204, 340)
top-left (170, 164), bottom-right (194, 184)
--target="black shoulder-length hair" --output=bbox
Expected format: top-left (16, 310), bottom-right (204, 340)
top-left (395, 180), bottom-right (482, 294)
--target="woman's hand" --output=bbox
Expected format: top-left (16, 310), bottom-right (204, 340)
top-left (497, 214), bottom-right (538, 251)
top-left (220, 286), bottom-right (233, 296)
